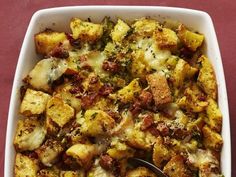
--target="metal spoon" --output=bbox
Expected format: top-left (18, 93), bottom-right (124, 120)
top-left (128, 157), bottom-right (168, 177)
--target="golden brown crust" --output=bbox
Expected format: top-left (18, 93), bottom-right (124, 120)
top-left (146, 72), bottom-right (172, 106)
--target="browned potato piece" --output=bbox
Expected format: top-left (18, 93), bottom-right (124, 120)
top-left (146, 72), bottom-right (172, 106)
top-left (163, 155), bottom-right (191, 177)
top-left (202, 125), bottom-right (223, 151)
top-left (46, 97), bottom-right (75, 127)
top-left (126, 167), bottom-right (157, 177)
top-left (20, 88), bottom-right (51, 116)
top-left (66, 143), bottom-right (98, 169)
top-left (70, 18), bottom-right (103, 42)
top-left (177, 84), bottom-right (208, 112)
top-left (14, 118), bottom-right (46, 151)
top-left (107, 139), bottom-right (134, 160)
top-left (206, 98), bottom-right (222, 132)
top-left (14, 153), bottom-right (39, 177)
top-left (35, 30), bottom-right (69, 55)
top-left (111, 19), bottom-right (130, 43)
top-left (155, 27), bottom-right (178, 50)
top-left (37, 169), bottom-right (59, 177)
top-left (36, 139), bottom-right (64, 167)
top-left (54, 82), bottom-right (81, 111)
top-left (177, 24), bottom-right (204, 51)
top-left (60, 171), bottom-right (85, 177)
top-left (132, 18), bottom-right (158, 35)
top-left (197, 55), bottom-right (217, 99)
top-left (80, 110), bottom-right (115, 136)
top-left (173, 59), bottom-right (198, 88)
top-left (126, 129), bottom-right (156, 150)
top-left (152, 137), bottom-right (171, 168)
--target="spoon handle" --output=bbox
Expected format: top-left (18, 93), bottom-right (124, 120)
top-left (128, 158), bottom-right (168, 177)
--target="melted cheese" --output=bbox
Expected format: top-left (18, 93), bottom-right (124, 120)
top-left (28, 58), bottom-right (67, 92)
top-left (188, 149), bottom-right (219, 168)
top-left (86, 52), bottom-right (108, 78)
top-left (135, 37), bottom-right (171, 71)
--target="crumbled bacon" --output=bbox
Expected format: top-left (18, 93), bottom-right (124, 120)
top-left (99, 84), bottom-right (114, 96)
top-left (156, 122), bottom-right (170, 136)
top-left (130, 100), bottom-right (142, 115)
top-left (102, 60), bottom-right (120, 73)
top-left (139, 90), bottom-right (153, 107)
top-left (140, 113), bottom-right (154, 130)
top-left (81, 92), bottom-right (98, 109)
top-left (99, 154), bottom-right (114, 170)
top-left (49, 46), bottom-right (69, 59)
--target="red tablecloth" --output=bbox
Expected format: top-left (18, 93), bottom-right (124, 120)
top-left (1, 1), bottom-right (235, 176)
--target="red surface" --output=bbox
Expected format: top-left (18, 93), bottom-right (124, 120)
top-left (1, 0), bottom-right (235, 176)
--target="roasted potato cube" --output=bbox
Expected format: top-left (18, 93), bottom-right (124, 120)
top-left (14, 153), bottom-right (39, 177)
top-left (60, 171), bottom-right (85, 177)
top-left (155, 27), bottom-right (178, 50)
top-left (146, 72), bottom-right (172, 106)
top-left (46, 97), bottom-right (75, 127)
top-left (27, 58), bottom-right (68, 92)
top-left (163, 155), bottom-right (191, 177)
top-left (70, 18), bottom-right (103, 42)
top-left (114, 78), bottom-right (141, 103)
top-left (173, 59), bottom-right (198, 88)
top-left (177, 84), bottom-right (208, 112)
top-left (126, 167), bottom-right (157, 177)
top-left (66, 143), bottom-right (97, 169)
top-left (111, 19), bottom-right (130, 43)
top-left (131, 50), bottom-right (151, 79)
top-left (107, 139), bottom-right (134, 160)
top-left (202, 125), bottom-right (223, 151)
top-left (80, 110), bottom-right (115, 136)
top-left (206, 98), bottom-right (222, 132)
top-left (36, 139), bottom-right (64, 167)
top-left (132, 18), bottom-right (158, 35)
top-left (14, 118), bottom-right (46, 151)
top-left (177, 24), bottom-right (204, 51)
top-left (126, 128), bottom-right (156, 150)
top-left (197, 55), bottom-right (217, 99)
top-left (20, 88), bottom-right (51, 116)
top-left (35, 30), bottom-right (69, 55)
top-left (152, 137), bottom-right (171, 168)
top-left (37, 169), bottom-right (59, 177)
top-left (54, 82), bottom-right (81, 111)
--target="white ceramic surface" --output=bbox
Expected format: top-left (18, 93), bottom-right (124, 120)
top-left (5, 6), bottom-right (231, 177)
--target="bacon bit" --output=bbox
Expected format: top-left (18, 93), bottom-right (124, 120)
top-left (130, 100), bottom-right (142, 115)
top-left (49, 46), bottom-right (69, 59)
top-left (72, 74), bottom-right (84, 83)
top-left (99, 84), bottom-right (114, 96)
top-left (179, 47), bottom-right (193, 59)
top-left (140, 113), bottom-right (154, 130)
top-left (198, 94), bottom-right (206, 101)
top-left (106, 111), bottom-right (121, 121)
top-left (79, 55), bottom-right (88, 62)
top-left (66, 33), bottom-right (81, 48)
top-left (81, 92), bottom-right (98, 109)
top-left (156, 122), bottom-right (170, 136)
top-left (147, 126), bottom-right (160, 137)
top-left (102, 60), bottom-right (120, 73)
top-left (69, 86), bottom-right (83, 94)
top-left (90, 76), bottom-right (99, 84)
top-left (139, 90), bottom-right (153, 107)
top-left (171, 128), bottom-right (188, 139)
top-left (99, 154), bottom-right (114, 170)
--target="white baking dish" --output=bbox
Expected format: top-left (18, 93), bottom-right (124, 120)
top-left (5, 6), bottom-right (231, 177)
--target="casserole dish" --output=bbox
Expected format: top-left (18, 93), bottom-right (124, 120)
top-left (5, 6), bottom-right (231, 176)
